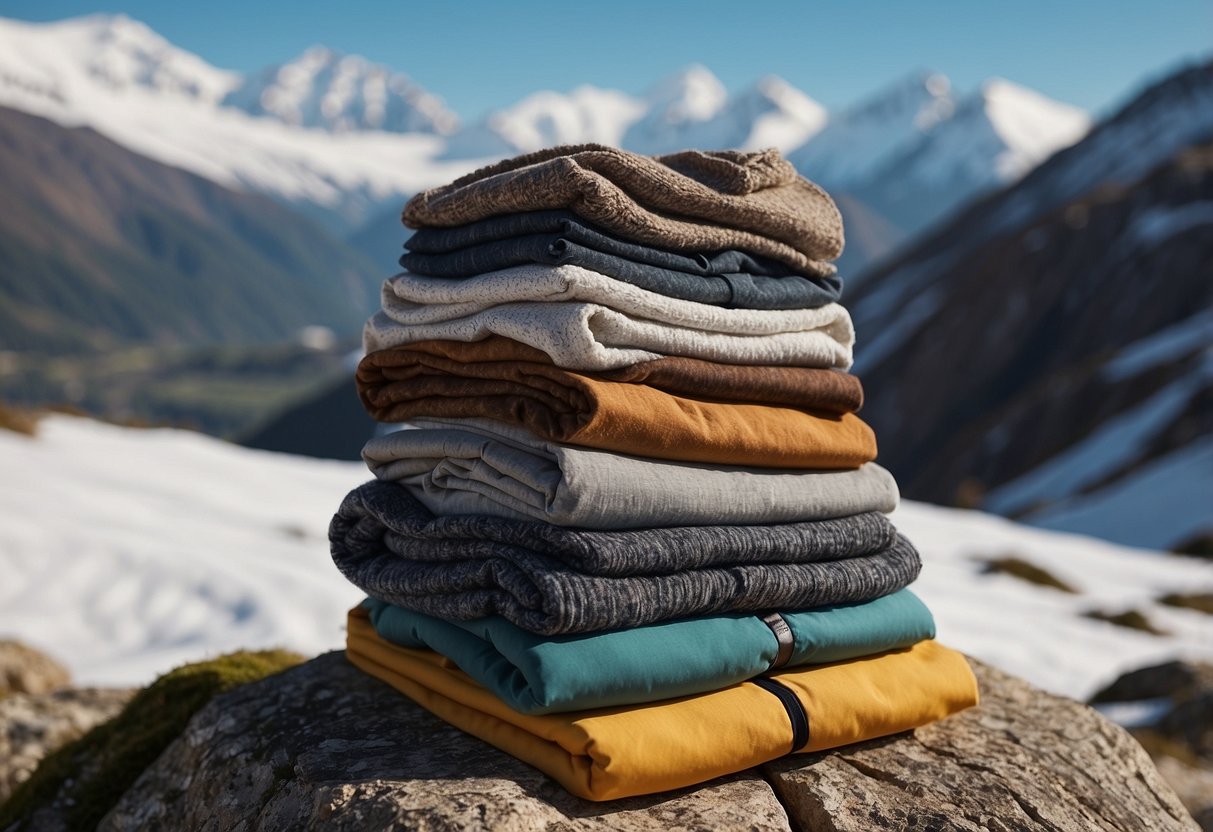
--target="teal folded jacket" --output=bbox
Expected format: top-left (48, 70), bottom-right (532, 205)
top-left (362, 589), bottom-right (935, 715)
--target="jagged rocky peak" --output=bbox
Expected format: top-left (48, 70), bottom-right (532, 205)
top-left (224, 45), bottom-right (460, 135)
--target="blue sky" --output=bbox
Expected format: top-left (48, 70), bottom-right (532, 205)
top-left (4, 0), bottom-right (1209, 120)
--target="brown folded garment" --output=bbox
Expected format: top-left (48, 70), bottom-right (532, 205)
top-left (402, 145), bottom-right (843, 278)
top-left (357, 339), bottom-right (876, 469)
top-left (360, 336), bottom-right (863, 414)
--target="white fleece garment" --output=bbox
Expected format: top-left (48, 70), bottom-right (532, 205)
top-left (363, 267), bottom-right (854, 371)
top-left (380, 265), bottom-right (851, 336)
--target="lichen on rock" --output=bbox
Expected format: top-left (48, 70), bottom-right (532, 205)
top-left (0, 649), bottom-right (302, 832)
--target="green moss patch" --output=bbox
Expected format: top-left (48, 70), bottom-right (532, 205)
top-left (978, 555), bottom-right (1078, 593)
top-left (1158, 592), bottom-right (1213, 615)
top-left (1084, 609), bottom-right (1169, 636)
top-left (0, 648), bottom-right (302, 831)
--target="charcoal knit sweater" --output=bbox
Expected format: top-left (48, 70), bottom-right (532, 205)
top-left (329, 481), bottom-right (921, 635)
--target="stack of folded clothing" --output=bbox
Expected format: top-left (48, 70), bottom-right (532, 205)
top-left (329, 145), bottom-right (979, 801)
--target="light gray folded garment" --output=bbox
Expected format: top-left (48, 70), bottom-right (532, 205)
top-left (363, 418), bottom-right (899, 529)
top-left (363, 297), bottom-right (853, 370)
top-left (379, 265), bottom-right (851, 336)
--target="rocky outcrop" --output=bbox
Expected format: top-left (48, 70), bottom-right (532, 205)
top-left (0, 640), bottom-right (133, 808)
top-left (1093, 660), bottom-right (1213, 830)
top-left (0, 642), bottom-right (69, 698)
top-left (94, 652), bottom-right (1197, 831)
top-left (0, 688), bottom-right (133, 805)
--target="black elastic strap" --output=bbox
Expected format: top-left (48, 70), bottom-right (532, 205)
top-left (752, 677), bottom-right (810, 752)
top-left (761, 612), bottom-right (794, 670)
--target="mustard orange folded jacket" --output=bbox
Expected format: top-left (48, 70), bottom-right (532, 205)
top-left (358, 336), bottom-right (864, 418)
top-left (346, 607), bottom-right (979, 801)
top-left (355, 342), bottom-right (875, 470)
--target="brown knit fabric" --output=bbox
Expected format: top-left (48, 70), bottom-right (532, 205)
top-left (355, 339), bottom-right (876, 470)
top-left (402, 145), bottom-right (844, 278)
top-left (358, 337), bottom-right (864, 416)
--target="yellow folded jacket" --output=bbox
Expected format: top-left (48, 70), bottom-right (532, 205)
top-left (346, 607), bottom-right (978, 801)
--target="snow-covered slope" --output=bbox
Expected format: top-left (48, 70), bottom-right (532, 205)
top-left (444, 85), bottom-right (647, 158)
top-left (623, 67), bottom-right (827, 155)
top-left (886, 79), bottom-right (1089, 195)
top-left (0, 14), bottom-right (471, 232)
top-left (1, 416), bottom-right (1210, 698)
top-left (845, 70), bottom-right (1213, 552)
top-left (790, 72), bottom-right (955, 187)
top-left (224, 46), bottom-right (459, 135)
top-left (446, 67), bottom-right (827, 160)
top-left (792, 72), bottom-right (1089, 239)
top-left (0, 13), bottom-right (239, 104)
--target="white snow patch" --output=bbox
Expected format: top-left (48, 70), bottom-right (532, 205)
top-left (893, 499), bottom-right (1213, 700)
top-left (0, 416), bottom-right (367, 685)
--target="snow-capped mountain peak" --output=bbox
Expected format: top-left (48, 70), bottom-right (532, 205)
top-left (0, 13), bottom-right (240, 106)
top-left (223, 46), bottom-right (459, 135)
top-left (789, 70), bottom-right (957, 186)
top-left (724, 75), bottom-right (828, 151)
top-left (970, 77), bottom-right (1091, 180)
top-left (619, 66), bottom-right (828, 155)
top-left (787, 69), bottom-right (1089, 242)
top-left (442, 84), bottom-right (647, 159)
top-left (643, 64), bottom-right (728, 123)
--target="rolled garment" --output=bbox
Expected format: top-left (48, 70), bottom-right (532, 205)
top-left (329, 480), bottom-right (921, 634)
top-left (346, 608), bottom-right (980, 801)
top-left (362, 418), bottom-right (898, 529)
top-left (362, 589), bottom-right (936, 714)
top-left (378, 266), bottom-right (853, 340)
top-left (400, 210), bottom-right (842, 310)
top-left (354, 343), bottom-right (873, 470)
top-left (403, 145), bottom-right (844, 277)
top-left (363, 302), bottom-right (854, 372)
top-left (359, 336), bottom-right (864, 416)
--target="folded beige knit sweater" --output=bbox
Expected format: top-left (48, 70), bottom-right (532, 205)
top-left (402, 145), bottom-right (844, 277)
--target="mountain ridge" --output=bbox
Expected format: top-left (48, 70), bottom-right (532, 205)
top-left (0, 104), bottom-right (382, 352)
top-left (847, 59), bottom-right (1213, 551)
top-left (0, 12), bottom-right (1094, 270)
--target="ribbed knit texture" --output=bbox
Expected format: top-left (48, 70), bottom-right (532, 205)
top-left (402, 145), bottom-right (844, 277)
top-left (329, 480), bottom-right (920, 634)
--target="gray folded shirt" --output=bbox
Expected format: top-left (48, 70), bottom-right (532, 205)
top-left (363, 418), bottom-right (899, 529)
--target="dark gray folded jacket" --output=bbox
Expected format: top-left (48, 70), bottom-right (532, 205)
top-left (329, 480), bottom-right (921, 635)
top-left (401, 211), bottom-right (842, 310)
